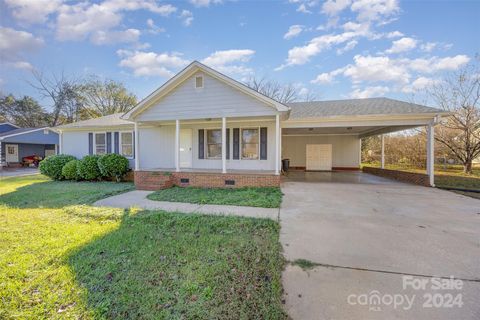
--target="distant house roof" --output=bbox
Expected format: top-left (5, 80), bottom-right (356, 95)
top-left (286, 97), bottom-right (445, 119)
top-left (56, 113), bottom-right (133, 129)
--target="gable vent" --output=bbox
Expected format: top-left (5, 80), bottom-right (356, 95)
top-left (195, 76), bottom-right (203, 88)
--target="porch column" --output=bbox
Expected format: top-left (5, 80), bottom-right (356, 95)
top-left (134, 122), bottom-right (139, 170)
top-left (222, 117), bottom-right (227, 174)
top-left (381, 134), bottom-right (385, 169)
top-left (426, 123), bottom-right (435, 187)
top-left (275, 114), bottom-right (280, 175)
top-left (59, 131), bottom-right (63, 154)
top-left (54, 144), bottom-right (58, 155)
top-left (175, 120), bottom-right (180, 172)
top-left (0, 141), bottom-right (3, 168)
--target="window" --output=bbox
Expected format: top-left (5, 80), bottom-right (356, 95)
top-left (94, 133), bottom-right (106, 155)
top-left (241, 128), bottom-right (259, 160)
top-left (120, 132), bottom-right (133, 158)
top-left (195, 76), bottom-right (203, 88)
top-left (7, 146), bottom-right (15, 154)
top-left (206, 129), bottom-right (221, 158)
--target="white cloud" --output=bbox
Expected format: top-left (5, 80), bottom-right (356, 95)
top-left (0, 27), bottom-right (43, 68)
top-left (385, 30), bottom-right (403, 38)
top-left (180, 10), bottom-right (194, 27)
top-left (337, 40), bottom-right (358, 55)
top-left (189, 0), bottom-right (223, 7)
top-left (420, 42), bottom-right (437, 52)
top-left (402, 76), bottom-right (439, 93)
top-left (322, 0), bottom-right (352, 16)
top-left (90, 29), bottom-right (141, 45)
top-left (297, 4), bottom-right (312, 14)
top-left (284, 25), bottom-right (304, 40)
top-left (350, 86), bottom-right (390, 98)
top-left (4, 0), bottom-right (62, 24)
top-left (201, 49), bottom-right (255, 76)
top-left (385, 37), bottom-right (417, 54)
top-left (146, 18), bottom-right (165, 34)
top-left (311, 73), bottom-right (335, 84)
top-left (118, 51), bottom-right (189, 77)
top-left (351, 0), bottom-right (400, 23)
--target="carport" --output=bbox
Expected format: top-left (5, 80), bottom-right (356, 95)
top-left (283, 98), bottom-right (450, 186)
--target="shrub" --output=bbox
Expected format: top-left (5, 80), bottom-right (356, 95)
top-left (97, 154), bottom-right (130, 182)
top-left (62, 159), bottom-right (81, 180)
top-left (39, 154), bottom-right (76, 180)
top-left (77, 155), bottom-right (102, 180)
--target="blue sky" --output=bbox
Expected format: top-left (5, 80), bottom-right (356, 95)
top-left (1, 0), bottom-right (478, 109)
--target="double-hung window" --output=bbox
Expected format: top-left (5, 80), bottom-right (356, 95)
top-left (241, 128), bottom-right (259, 160)
top-left (120, 132), bottom-right (133, 158)
top-left (206, 129), bottom-right (222, 159)
top-left (94, 133), bottom-right (106, 155)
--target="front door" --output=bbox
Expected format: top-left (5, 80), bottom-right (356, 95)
top-left (6, 144), bottom-right (19, 163)
top-left (180, 129), bottom-right (192, 168)
top-left (306, 144), bottom-right (332, 171)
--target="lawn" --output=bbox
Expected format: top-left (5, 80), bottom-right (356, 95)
top-left (147, 186), bottom-right (283, 208)
top-left (0, 175), bottom-right (287, 319)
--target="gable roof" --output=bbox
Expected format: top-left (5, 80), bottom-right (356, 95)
top-left (0, 127), bottom-right (56, 139)
top-left (122, 61), bottom-right (290, 120)
top-left (0, 122), bottom-right (20, 129)
top-left (56, 113), bottom-right (133, 129)
top-left (286, 97), bottom-right (446, 119)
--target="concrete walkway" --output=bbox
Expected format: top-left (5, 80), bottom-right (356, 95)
top-left (94, 190), bottom-right (279, 220)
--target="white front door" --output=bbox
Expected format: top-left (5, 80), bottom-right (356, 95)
top-left (306, 144), bottom-right (332, 171)
top-left (6, 144), bottom-right (19, 163)
top-left (180, 129), bottom-right (192, 168)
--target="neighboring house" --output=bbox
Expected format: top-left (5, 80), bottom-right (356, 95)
top-left (0, 123), bottom-right (59, 167)
top-left (56, 61), bottom-right (449, 189)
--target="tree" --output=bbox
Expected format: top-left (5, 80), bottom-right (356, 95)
top-left (79, 77), bottom-right (137, 116)
top-left (0, 94), bottom-right (50, 127)
top-left (28, 70), bottom-right (85, 126)
top-left (245, 77), bottom-right (316, 103)
top-left (428, 61), bottom-right (480, 173)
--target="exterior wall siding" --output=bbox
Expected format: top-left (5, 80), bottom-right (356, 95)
top-left (135, 170), bottom-right (280, 190)
top-left (2, 129), bottom-right (58, 145)
top-left (137, 71), bottom-right (277, 121)
top-left (282, 135), bottom-right (360, 168)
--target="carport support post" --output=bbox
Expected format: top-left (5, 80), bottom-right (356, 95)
top-left (175, 120), bottom-right (180, 172)
top-left (381, 134), bottom-right (385, 169)
top-left (275, 114), bottom-right (280, 175)
top-left (427, 123), bottom-right (435, 187)
top-left (222, 117), bottom-right (226, 174)
top-left (134, 123), bottom-right (139, 170)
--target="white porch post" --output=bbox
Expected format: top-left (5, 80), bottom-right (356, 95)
top-left (134, 122), bottom-right (139, 170)
top-left (222, 117), bottom-right (227, 174)
top-left (427, 123), bottom-right (435, 187)
top-left (381, 134), bottom-right (385, 169)
top-left (59, 131), bottom-right (63, 154)
top-left (175, 119), bottom-right (180, 172)
top-left (275, 114), bottom-right (280, 175)
top-left (0, 140), bottom-right (3, 168)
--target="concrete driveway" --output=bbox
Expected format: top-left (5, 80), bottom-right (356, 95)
top-left (0, 167), bottom-right (39, 178)
top-left (280, 172), bottom-right (480, 320)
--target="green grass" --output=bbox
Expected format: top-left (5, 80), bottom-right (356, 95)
top-left (147, 186), bottom-right (283, 208)
top-left (0, 175), bottom-right (287, 319)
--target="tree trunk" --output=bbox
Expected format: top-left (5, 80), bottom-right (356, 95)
top-left (463, 161), bottom-right (473, 174)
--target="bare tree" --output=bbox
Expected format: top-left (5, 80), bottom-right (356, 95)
top-left (28, 70), bottom-right (84, 126)
top-left (79, 76), bottom-right (137, 116)
top-left (428, 60), bottom-right (480, 173)
top-left (245, 77), bottom-right (316, 103)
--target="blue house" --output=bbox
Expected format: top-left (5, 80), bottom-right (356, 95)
top-left (0, 122), bottom-right (59, 167)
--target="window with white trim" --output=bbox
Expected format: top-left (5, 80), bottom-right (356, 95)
top-left (206, 129), bottom-right (221, 158)
top-left (241, 128), bottom-right (259, 160)
top-left (94, 133), bottom-right (106, 155)
top-left (195, 76), bottom-right (203, 88)
top-left (120, 132), bottom-right (133, 158)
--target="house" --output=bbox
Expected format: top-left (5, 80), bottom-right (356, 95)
top-left (0, 123), bottom-right (59, 167)
top-left (56, 61), bottom-right (449, 189)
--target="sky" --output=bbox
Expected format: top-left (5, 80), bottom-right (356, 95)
top-left (0, 0), bottom-right (479, 110)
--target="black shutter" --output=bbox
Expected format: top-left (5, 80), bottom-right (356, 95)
top-left (233, 128), bottom-right (239, 160)
top-left (114, 132), bottom-right (119, 154)
top-left (260, 127), bottom-right (267, 160)
top-left (198, 129), bottom-right (204, 159)
top-left (88, 132), bottom-right (93, 155)
top-left (226, 128), bottom-right (230, 160)
top-left (106, 132), bottom-right (112, 153)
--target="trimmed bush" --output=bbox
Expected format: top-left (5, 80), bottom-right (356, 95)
top-left (39, 154), bottom-right (76, 180)
top-left (97, 153), bottom-right (130, 182)
top-left (77, 155), bottom-right (102, 180)
top-left (62, 159), bottom-right (81, 180)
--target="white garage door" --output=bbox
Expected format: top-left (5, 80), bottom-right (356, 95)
top-left (306, 144), bottom-right (332, 171)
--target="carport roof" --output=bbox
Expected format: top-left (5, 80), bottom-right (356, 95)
top-left (286, 97), bottom-right (444, 119)
top-left (0, 128), bottom-right (38, 138)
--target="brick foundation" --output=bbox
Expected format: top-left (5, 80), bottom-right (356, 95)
top-left (362, 166), bottom-right (430, 187)
top-left (134, 170), bottom-right (280, 190)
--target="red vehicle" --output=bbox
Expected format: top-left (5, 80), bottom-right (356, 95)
top-left (22, 155), bottom-right (43, 167)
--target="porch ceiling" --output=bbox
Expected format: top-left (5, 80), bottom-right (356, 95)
top-left (282, 125), bottom-right (419, 137)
